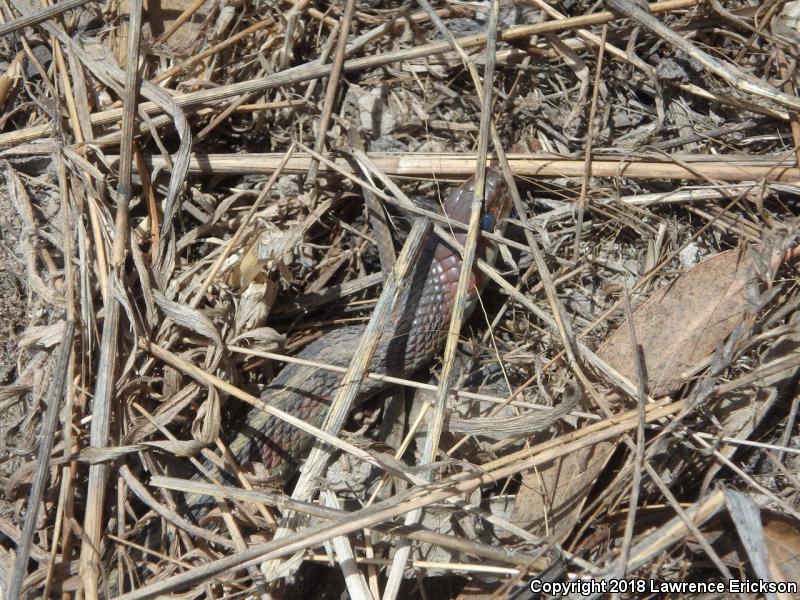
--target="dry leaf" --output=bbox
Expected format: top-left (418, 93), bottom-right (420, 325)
top-left (118, 0), bottom-right (211, 55)
top-left (599, 248), bottom-right (752, 397)
top-left (513, 249), bottom-right (754, 541)
top-left (764, 512), bottom-right (800, 600)
top-left (152, 290), bottom-right (223, 349)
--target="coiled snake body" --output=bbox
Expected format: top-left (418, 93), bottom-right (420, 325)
top-left (188, 169), bottom-right (510, 517)
top-left (115, 171), bottom-right (510, 595)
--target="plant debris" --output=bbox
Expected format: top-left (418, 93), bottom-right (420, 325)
top-left (0, 0), bottom-right (799, 598)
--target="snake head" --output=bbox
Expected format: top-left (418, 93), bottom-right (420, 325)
top-left (442, 167), bottom-right (512, 238)
top-left (481, 167), bottom-right (512, 231)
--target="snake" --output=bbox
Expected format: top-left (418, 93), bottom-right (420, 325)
top-left (160, 169), bottom-right (511, 530)
top-left (111, 170), bottom-right (511, 595)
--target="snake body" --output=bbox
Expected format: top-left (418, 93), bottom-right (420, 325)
top-left (110, 174), bottom-right (510, 595)
top-left (187, 169), bottom-right (509, 516)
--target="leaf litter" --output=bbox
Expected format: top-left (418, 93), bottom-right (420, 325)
top-left (0, 0), bottom-right (799, 598)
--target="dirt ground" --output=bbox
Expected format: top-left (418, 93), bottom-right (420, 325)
top-left (0, 188), bottom-right (25, 386)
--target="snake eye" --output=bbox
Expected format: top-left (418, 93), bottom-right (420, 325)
top-left (481, 212), bottom-right (496, 232)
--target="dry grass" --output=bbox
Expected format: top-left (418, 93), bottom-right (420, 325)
top-left (0, 0), bottom-right (799, 598)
